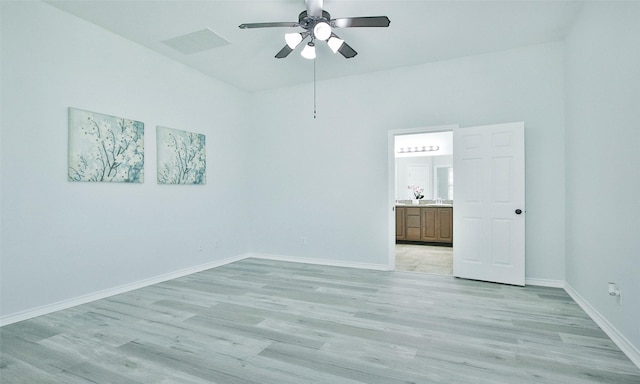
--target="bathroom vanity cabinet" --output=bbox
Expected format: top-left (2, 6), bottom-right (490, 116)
top-left (395, 205), bottom-right (452, 244)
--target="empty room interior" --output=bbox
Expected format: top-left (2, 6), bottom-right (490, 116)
top-left (1, 1), bottom-right (639, 383)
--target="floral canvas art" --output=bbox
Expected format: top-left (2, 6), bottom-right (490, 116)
top-left (156, 126), bottom-right (206, 185)
top-left (68, 108), bottom-right (144, 183)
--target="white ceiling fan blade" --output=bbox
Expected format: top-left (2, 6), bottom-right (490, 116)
top-left (305, 0), bottom-right (323, 17)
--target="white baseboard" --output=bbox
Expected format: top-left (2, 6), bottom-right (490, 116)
top-left (248, 252), bottom-right (390, 271)
top-left (525, 277), bottom-right (565, 288)
top-left (0, 253), bottom-right (251, 327)
top-left (564, 282), bottom-right (640, 369)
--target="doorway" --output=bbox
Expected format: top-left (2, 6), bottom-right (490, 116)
top-left (388, 125), bottom-right (457, 275)
top-left (389, 122), bottom-right (526, 286)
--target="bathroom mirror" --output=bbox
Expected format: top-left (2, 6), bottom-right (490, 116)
top-left (395, 155), bottom-right (453, 200)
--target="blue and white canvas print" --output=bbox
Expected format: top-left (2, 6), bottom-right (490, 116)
top-left (156, 126), bottom-right (206, 185)
top-left (68, 108), bottom-right (144, 183)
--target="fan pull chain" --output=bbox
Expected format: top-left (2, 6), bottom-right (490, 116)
top-left (313, 59), bottom-right (317, 119)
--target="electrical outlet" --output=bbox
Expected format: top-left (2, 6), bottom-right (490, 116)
top-left (608, 282), bottom-right (622, 305)
top-left (301, 236), bottom-right (308, 245)
top-left (213, 240), bottom-right (220, 249)
top-left (198, 245), bottom-right (204, 252)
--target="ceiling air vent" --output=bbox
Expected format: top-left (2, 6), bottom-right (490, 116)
top-left (162, 28), bottom-right (229, 55)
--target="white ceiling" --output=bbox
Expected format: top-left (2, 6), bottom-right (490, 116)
top-left (46, 0), bottom-right (584, 93)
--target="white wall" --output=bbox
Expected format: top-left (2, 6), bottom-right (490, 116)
top-left (249, 42), bottom-right (566, 279)
top-left (564, 2), bottom-right (640, 355)
top-left (0, 2), bottom-right (250, 318)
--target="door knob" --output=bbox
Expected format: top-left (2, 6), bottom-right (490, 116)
top-left (515, 209), bottom-right (522, 215)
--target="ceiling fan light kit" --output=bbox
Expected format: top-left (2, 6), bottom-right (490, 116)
top-left (285, 32), bottom-right (304, 49)
top-left (327, 35), bottom-right (344, 54)
top-left (239, 0), bottom-right (390, 60)
top-left (301, 42), bottom-right (317, 60)
top-left (313, 21), bottom-right (332, 41)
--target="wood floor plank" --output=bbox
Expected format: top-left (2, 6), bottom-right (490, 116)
top-left (1, 258), bottom-right (639, 384)
top-left (259, 342), bottom-right (423, 384)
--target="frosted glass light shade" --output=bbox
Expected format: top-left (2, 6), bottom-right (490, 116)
top-left (313, 22), bottom-right (331, 41)
top-left (300, 42), bottom-right (316, 59)
top-left (327, 36), bottom-right (344, 53)
top-left (285, 33), bottom-right (303, 49)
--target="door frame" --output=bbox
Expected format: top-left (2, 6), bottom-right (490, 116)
top-left (387, 124), bottom-right (459, 270)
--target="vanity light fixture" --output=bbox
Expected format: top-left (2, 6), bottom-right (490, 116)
top-left (397, 145), bottom-right (440, 154)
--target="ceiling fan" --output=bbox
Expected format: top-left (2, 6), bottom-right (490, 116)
top-left (239, 0), bottom-right (390, 59)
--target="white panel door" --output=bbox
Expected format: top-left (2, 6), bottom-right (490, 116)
top-left (453, 122), bottom-right (525, 286)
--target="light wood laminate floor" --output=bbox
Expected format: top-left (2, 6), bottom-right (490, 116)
top-left (1, 258), bottom-right (639, 384)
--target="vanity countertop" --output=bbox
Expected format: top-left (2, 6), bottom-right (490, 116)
top-left (396, 203), bottom-right (453, 207)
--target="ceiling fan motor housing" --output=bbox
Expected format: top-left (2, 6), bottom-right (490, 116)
top-left (298, 10), bottom-right (332, 39)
